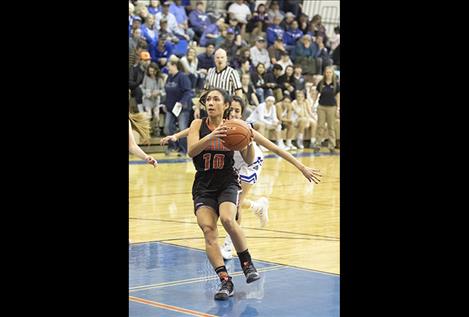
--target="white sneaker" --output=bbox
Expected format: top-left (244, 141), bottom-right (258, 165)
top-left (252, 197), bottom-right (269, 227)
top-left (220, 244), bottom-right (233, 260)
top-left (276, 141), bottom-right (288, 150)
top-left (286, 141), bottom-right (297, 150)
top-left (296, 139), bottom-right (304, 149)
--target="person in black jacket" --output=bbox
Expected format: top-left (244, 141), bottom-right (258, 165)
top-left (129, 51), bottom-right (151, 111)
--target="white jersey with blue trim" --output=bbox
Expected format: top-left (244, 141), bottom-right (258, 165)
top-left (233, 141), bottom-right (264, 184)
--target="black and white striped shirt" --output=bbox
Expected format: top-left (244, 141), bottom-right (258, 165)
top-left (204, 66), bottom-right (242, 95)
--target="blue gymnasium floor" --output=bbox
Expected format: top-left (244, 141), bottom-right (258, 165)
top-left (129, 242), bottom-right (339, 317)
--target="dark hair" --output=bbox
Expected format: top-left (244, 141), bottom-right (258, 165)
top-left (169, 59), bottom-right (184, 72)
top-left (136, 39), bottom-right (148, 50)
top-left (200, 88), bottom-right (232, 110)
top-left (146, 62), bottom-right (160, 76)
top-left (231, 95), bottom-right (245, 113)
top-left (256, 63), bottom-right (265, 72)
top-left (273, 64), bottom-right (283, 71)
top-left (334, 26), bottom-right (340, 34)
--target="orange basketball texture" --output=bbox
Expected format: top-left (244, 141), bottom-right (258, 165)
top-left (221, 119), bottom-right (252, 151)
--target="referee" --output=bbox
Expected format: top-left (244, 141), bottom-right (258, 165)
top-left (195, 48), bottom-right (243, 119)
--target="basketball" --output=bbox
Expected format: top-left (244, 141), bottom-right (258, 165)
top-left (221, 119), bottom-right (253, 151)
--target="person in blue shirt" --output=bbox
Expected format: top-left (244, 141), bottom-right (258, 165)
top-left (189, 1), bottom-right (211, 41)
top-left (163, 58), bottom-right (193, 155)
top-left (283, 20), bottom-right (304, 55)
top-left (200, 18), bottom-right (224, 47)
top-left (152, 36), bottom-right (174, 67)
top-left (147, 0), bottom-right (160, 16)
top-left (266, 16), bottom-right (284, 46)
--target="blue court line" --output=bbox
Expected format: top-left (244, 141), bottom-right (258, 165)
top-left (129, 151), bottom-right (339, 165)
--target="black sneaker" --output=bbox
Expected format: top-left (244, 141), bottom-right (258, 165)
top-left (214, 276), bottom-right (234, 300)
top-left (242, 261), bottom-right (260, 283)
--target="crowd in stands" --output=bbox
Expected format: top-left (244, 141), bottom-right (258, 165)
top-left (129, 0), bottom-right (340, 155)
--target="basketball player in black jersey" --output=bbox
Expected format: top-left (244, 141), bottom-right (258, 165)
top-left (187, 88), bottom-right (260, 300)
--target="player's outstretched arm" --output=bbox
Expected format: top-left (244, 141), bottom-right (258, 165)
top-left (160, 128), bottom-right (190, 145)
top-left (252, 130), bottom-right (321, 183)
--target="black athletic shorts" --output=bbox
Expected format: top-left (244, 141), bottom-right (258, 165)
top-left (193, 182), bottom-right (241, 217)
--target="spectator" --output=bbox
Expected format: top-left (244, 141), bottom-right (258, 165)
top-left (292, 64), bottom-right (306, 91)
top-left (189, 1), bottom-right (210, 42)
top-left (330, 25), bottom-right (340, 51)
top-left (153, 36), bottom-right (174, 68)
top-left (309, 15), bottom-right (329, 46)
top-left (129, 51), bottom-right (152, 111)
top-left (284, 0), bottom-right (302, 18)
top-left (283, 20), bottom-right (304, 55)
top-left (246, 96), bottom-right (287, 149)
top-left (180, 47), bottom-right (200, 91)
top-left (141, 15), bottom-right (159, 59)
top-left (129, 28), bottom-right (143, 53)
top-left (268, 37), bottom-right (287, 65)
top-left (169, 0), bottom-right (195, 41)
top-left (298, 13), bottom-right (309, 34)
top-left (246, 3), bottom-right (268, 33)
top-left (219, 28), bottom-right (243, 64)
top-left (140, 62), bottom-right (166, 135)
top-left (250, 36), bottom-right (271, 69)
top-left (292, 90), bottom-right (317, 149)
top-left (278, 65), bottom-right (296, 99)
top-left (294, 34), bottom-right (320, 75)
top-left (280, 11), bottom-right (296, 30)
top-left (240, 73), bottom-right (259, 118)
top-left (231, 47), bottom-right (250, 70)
top-left (200, 18), bottom-right (225, 47)
top-left (264, 63), bottom-right (284, 102)
top-left (147, 0), bottom-right (160, 16)
top-left (163, 58), bottom-right (193, 155)
top-left (228, 0), bottom-right (252, 25)
top-left (266, 15), bottom-right (285, 46)
top-left (250, 62), bottom-right (269, 103)
top-left (277, 96), bottom-right (297, 150)
top-left (267, 1), bottom-right (285, 23)
top-left (129, 16), bottom-right (143, 36)
top-left (314, 36), bottom-right (334, 74)
top-left (277, 51), bottom-right (293, 75)
top-left (129, 40), bottom-right (148, 70)
top-left (197, 43), bottom-right (216, 70)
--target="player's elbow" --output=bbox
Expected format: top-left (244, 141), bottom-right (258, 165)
top-left (187, 146), bottom-right (197, 158)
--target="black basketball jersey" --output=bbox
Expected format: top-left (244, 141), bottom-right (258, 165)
top-left (192, 118), bottom-right (239, 188)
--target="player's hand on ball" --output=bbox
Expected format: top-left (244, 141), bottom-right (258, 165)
top-left (211, 125), bottom-right (228, 141)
